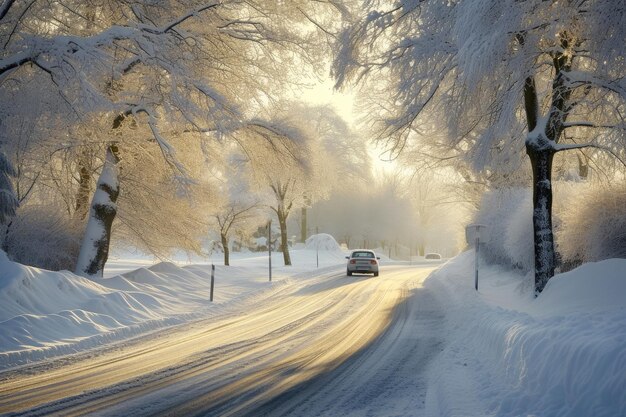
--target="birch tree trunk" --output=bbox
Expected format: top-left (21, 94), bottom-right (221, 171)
top-left (75, 144), bottom-right (120, 278)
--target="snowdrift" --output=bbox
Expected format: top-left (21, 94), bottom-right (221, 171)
top-left (305, 233), bottom-right (342, 252)
top-left (0, 248), bottom-right (347, 369)
top-left (424, 253), bottom-right (626, 417)
top-left (0, 251), bottom-right (217, 368)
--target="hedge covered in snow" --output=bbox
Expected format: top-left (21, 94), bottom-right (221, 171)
top-left (472, 182), bottom-right (626, 272)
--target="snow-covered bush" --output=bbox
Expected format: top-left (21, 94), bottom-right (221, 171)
top-left (474, 188), bottom-right (534, 272)
top-left (474, 182), bottom-right (622, 273)
top-left (4, 205), bottom-right (81, 271)
top-left (558, 183), bottom-right (626, 264)
top-left (305, 233), bottom-right (342, 252)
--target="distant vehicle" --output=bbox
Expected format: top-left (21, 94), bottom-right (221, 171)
top-left (346, 250), bottom-right (380, 277)
top-left (425, 253), bottom-right (442, 260)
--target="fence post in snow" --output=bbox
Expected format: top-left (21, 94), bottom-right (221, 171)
top-left (474, 235), bottom-right (479, 291)
top-left (210, 264), bottom-right (215, 302)
top-left (316, 226), bottom-right (319, 268)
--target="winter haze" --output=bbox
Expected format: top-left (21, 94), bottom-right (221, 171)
top-left (0, 1), bottom-right (624, 416)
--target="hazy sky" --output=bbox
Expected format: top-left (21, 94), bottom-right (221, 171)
top-left (300, 78), bottom-right (396, 176)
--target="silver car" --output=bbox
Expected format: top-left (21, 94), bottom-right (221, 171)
top-left (346, 250), bottom-right (380, 277)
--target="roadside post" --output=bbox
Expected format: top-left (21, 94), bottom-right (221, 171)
top-left (465, 224), bottom-right (487, 291)
top-left (316, 226), bottom-right (319, 268)
top-left (210, 264), bottom-right (215, 302)
top-left (268, 220), bottom-right (272, 282)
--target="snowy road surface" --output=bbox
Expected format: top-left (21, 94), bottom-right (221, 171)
top-left (0, 265), bottom-right (441, 417)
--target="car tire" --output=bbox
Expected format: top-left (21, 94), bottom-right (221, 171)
top-left (347, 270), bottom-right (352, 276)
top-left (373, 272), bottom-right (379, 277)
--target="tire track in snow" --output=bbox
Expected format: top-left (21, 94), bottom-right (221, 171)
top-left (246, 270), bottom-right (445, 417)
top-left (1, 266), bottom-right (439, 417)
top-left (1, 271), bottom-right (349, 414)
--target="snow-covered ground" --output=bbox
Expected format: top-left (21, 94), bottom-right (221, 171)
top-left (0, 239), bottom-right (349, 369)
top-left (424, 253), bottom-right (626, 417)
top-left (1, 236), bottom-right (624, 416)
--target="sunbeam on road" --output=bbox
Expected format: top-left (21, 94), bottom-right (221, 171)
top-left (0, 265), bottom-right (442, 417)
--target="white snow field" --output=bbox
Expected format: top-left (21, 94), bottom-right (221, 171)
top-left (0, 241), bottom-right (624, 416)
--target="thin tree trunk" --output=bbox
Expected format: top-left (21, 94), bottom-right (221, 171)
top-left (75, 144), bottom-right (120, 278)
top-left (300, 207), bottom-right (307, 243)
top-left (74, 162), bottom-right (92, 220)
top-left (278, 209), bottom-right (291, 266)
top-left (221, 232), bottom-right (230, 266)
top-left (577, 154), bottom-right (589, 179)
top-left (2, 220), bottom-right (12, 252)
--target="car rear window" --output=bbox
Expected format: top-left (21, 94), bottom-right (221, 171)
top-left (352, 251), bottom-right (374, 258)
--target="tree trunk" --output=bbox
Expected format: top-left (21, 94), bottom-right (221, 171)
top-left (278, 209), bottom-right (291, 266)
top-left (577, 154), bottom-right (589, 180)
top-left (527, 143), bottom-right (556, 294)
top-left (221, 232), bottom-right (230, 266)
top-left (74, 162), bottom-right (92, 220)
top-left (300, 207), bottom-right (307, 243)
top-left (75, 144), bottom-right (120, 278)
top-left (2, 220), bottom-right (12, 252)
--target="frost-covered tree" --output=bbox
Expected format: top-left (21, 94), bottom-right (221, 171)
top-left (209, 153), bottom-right (263, 266)
top-left (112, 132), bottom-right (216, 260)
top-left (0, 89), bottom-right (94, 266)
top-left (234, 118), bottom-right (322, 267)
top-left (405, 170), bottom-right (468, 256)
top-left (280, 104), bottom-right (371, 242)
top-left (1, 0), bottom-right (335, 277)
top-left (212, 197), bottom-right (261, 266)
top-left (335, 0), bottom-right (626, 293)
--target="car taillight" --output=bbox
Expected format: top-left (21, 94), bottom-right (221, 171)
top-left (370, 260), bottom-right (377, 265)
top-left (350, 260), bottom-right (356, 264)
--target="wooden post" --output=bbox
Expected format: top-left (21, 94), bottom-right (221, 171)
top-left (268, 220), bottom-right (272, 282)
top-left (210, 264), bottom-right (215, 302)
top-left (474, 235), bottom-right (479, 291)
top-left (316, 226), bottom-right (319, 268)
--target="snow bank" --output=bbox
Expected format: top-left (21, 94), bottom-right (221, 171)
top-left (305, 233), bottom-right (342, 252)
top-left (0, 251), bottom-right (214, 368)
top-left (424, 252), bottom-right (626, 417)
top-left (534, 258), bottom-right (626, 315)
top-left (0, 248), bottom-right (346, 369)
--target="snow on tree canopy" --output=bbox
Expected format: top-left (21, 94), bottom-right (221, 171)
top-left (305, 233), bottom-right (342, 252)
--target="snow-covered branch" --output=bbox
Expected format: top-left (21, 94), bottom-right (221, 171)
top-left (564, 71), bottom-right (626, 98)
top-left (554, 142), bottom-right (626, 166)
top-left (563, 121), bottom-right (624, 129)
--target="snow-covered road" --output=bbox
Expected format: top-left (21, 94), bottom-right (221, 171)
top-left (0, 265), bottom-right (440, 416)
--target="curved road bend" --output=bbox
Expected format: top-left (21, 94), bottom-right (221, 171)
top-left (0, 265), bottom-right (444, 417)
